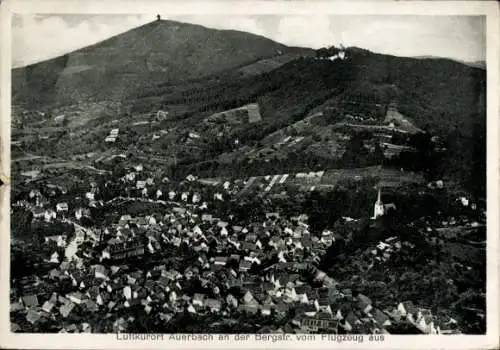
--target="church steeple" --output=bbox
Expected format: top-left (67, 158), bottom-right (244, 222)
top-left (372, 185), bottom-right (384, 219)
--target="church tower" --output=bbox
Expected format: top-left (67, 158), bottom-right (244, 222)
top-left (372, 187), bottom-right (384, 219)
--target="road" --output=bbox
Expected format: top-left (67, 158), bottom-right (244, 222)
top-left (105, 196), bottom-right (177, 206)
top-left (335, 122), bottom-right (412, 134)
top-left (62, 218), bottom-right (96, 260)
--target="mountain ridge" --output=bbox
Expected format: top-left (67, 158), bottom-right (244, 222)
top-left (11, 20), bottom-right (486, 196)
top-left (12, 19), bottom-right (314, 107)
top-left (413, 55), bottom-right (486, 69)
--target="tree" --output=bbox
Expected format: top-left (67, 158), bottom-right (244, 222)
top-left (11, 208), bottom-right (33, 239)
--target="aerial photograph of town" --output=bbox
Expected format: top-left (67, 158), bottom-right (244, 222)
top-left (9, 13), bottom-right (486, 335)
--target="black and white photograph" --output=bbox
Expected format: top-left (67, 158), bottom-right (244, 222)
top-left (1, 0), bottom-right (499, 348)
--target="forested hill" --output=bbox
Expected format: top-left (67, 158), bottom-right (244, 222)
top-left (11, 19), bottom-right (313, 107)
top-left (12, 20), bottom-right (486, 196)
top-left (129, 46), bottom-right (486, 195)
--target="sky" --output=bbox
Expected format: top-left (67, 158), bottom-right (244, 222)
top-left (11, 14), bottom-right (486, 68)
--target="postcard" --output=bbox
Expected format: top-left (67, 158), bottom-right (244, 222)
top-left (0, 0), bottom-right (498, 349)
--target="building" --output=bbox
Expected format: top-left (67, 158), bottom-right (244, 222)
top-left (372, 188), bottom-right (384, 219)
top-left (156, 110), bottom-right (169, 121)
top-left (56, 203), bottom-right (69, 212)
top-left (105, 240), bottom-right (145, 260)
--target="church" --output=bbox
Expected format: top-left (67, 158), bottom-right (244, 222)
top-left (372, 186), bottom-right (397, 219)
top-left (372, 187), bottom-right (385, 219)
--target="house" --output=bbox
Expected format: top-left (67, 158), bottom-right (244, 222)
top-left (220, 227), bottom-right (228, 237)
top-left (60, 302), bottom-right (76, 318)
top-left (201, 214), bottom-right (213, 222)
top-left (192, 293), bottom-right (205, 307)
top-left (192, 193), bottom-right (201, 203)
top-left (217, 221), bottom-right (228, 228)
top-left (56, 202), bottom-right (69, 212)
top-left (171, 237), bottom-right (182, 247)
top-left (125, 172), bottom-right (136, 182)
top-left (213, 256), bottom-right (228, 266)
top-left (239, 260), bottom-right (253, 272)
top-left (108, 301), bottom-right (117, 311)
top-left (168, 290), bottom-right (178, 304)
top-left (303, 304), bottom-right (318, 317)
top-left (22, 294), bottom-right (39, 308)
top-left (81, 322), bottom-right (93, 333)
top-left (273, 273), bottom-right (291, 289)
top-left (242, 290), bottom-right (258, 305)
top-left (119, 215), bottom-right (132, 222)
top-left (122, 286), bottom-right (133, 301)
top-left (136, 181), bottom-right (147, 189)
top-left (156, 110), bottom-right (169, 120)
top-left (163, 269), bottom-right (182, 281)
top-left (224, 294), bottom-right (238, 309)
top-left (397, 301), bottom-right (417, 318)
top-left (301, 313), bottom-right (337, 332)
top-left (255, 240), bottom-right (263, 250)
top-left (42, 300), bottom-right (55, 313)
top-left (332, 308), bottom-right (344, 321)
top-left (238, 303), bottom-right (260, 314)
top-left (86, 285), bottom-right (100, 301)
top-left (94, 265), bottom-right (108, 280)
top-left (356, 293), bottom-right (373, 314)
top-left (147, 216), bottom-right (157, 225)
top-left (84, 300), bottom-right (99, 313)
top-left (372, 308), bottom-right (392, 327)
top-left (135, 217), bottom-right (149, 228)
top-left (75, 207), bottom-right (90, 220)
top-left (435, 318), bottom-right (459, 335)
top-left (205, 299), bottom-right (222, 312)
top-left (26, 310), bottom-right (41, 324)
top-left (48, 268), bottom-right (62, 280)
top-left (68, 292), bottom-right (85, 305)
top-left (265, 212), bottom-right (280, 219)
top-left (49, 251), bottom-right (60, 264)
top-left (316, 297), bottom-right (333, 314)
top-left (11, 322), bottom-right (21, 333)
top-left (74, 229), bottom-right (86, 244)
top-left (260, 304), bottom-right (272, 316)
top-left (29, 189), bottom-right (42, 199)
top-left (44, 209), bottom-right (57, 222)
top-left (306, 289), bottom-right (320, 305)
top-left (343, 311), bottom-right (361, 331)
top-left (415, 309), bottom-right (435, 334)
top-left (384, 203), bottom-right (397, 213)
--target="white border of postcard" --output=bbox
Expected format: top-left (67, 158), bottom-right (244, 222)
top-left (1, 0), bottom-right (499, 349)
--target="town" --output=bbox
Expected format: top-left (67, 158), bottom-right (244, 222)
top-left (10, 142), bottom-right (485, 333)
top-left (9, 16), bottom-right (487, 337)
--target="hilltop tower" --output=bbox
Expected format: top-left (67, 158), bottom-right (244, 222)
top-left (372, 187), bottom-right (384, 219)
